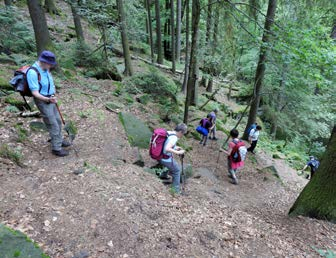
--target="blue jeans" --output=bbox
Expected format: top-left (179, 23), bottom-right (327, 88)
top-left (160, 158), bottom-right (181, 193)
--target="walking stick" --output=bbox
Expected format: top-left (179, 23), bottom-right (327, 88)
top-left (180, 154), bottom-right (186, 194)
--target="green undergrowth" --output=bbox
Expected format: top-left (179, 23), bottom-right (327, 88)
top-left (0, 144), bottom-right (23, 166)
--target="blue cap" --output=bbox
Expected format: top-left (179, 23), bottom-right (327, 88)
top-left (38, 50), bottom-right (57, 65)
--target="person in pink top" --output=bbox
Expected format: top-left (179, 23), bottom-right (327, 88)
top-left (224, 129), bottom-right (245, 185)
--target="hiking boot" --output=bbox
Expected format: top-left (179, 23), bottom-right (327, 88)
top-left (228, 173), bottom-right (233, 179)
top-left (52, 149), bottom-right (69, 157)
top-left (159, 174), bottom-right (170, 180)
top-left (212, 137), bottom-right (218, 141)
top-left (231, 176), bottom-right (238, 185)
top-left (62, 140), bottom-right (72, 147)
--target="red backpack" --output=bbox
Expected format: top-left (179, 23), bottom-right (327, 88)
top-left (229, 140), bottom-right (247, 162)
top-left (149, 128), bottom-right (174, 160)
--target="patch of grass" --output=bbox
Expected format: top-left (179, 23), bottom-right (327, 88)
top-left (83, 161), bottom-right (100, 173)
top-left (14, 124), bottom-right (29, 143)
top-left (0, 144), bottom-right (23, 165)
top-left (5, 105), bottom-right (20, 113)
top-left (4, 95), bottom-right (26, 109)
top-left (13, 250), bottom-right (21, 257)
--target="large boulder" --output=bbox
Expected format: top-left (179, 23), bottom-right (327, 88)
top-left (0, 224), bottom-right (47, 257)
top-left (119, 112), bottom-right (152, 149)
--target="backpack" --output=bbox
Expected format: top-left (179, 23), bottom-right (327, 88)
top-left (149, 128), bottom-right (175, 160)
top-left (9, 66), bottom-right (41, 110)
top-left (230, 140), bottom-right (247, 163)
top-left (247, 123), bottom-right (257, 135)
top-left (310, 159), bottom-right (320, 169)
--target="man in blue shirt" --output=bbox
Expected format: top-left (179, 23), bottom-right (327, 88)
top-left (301, 156), bottom-right (320, 179)
top-left (27, 51), bottom-right (70, 157)
top-left (208, 108), bottom-right (218, 140)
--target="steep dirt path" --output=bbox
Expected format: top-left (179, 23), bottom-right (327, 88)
top-left (1, 82), bottom-right (335, 258)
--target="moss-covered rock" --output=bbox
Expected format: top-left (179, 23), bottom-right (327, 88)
top-left (0, 224), bottom-right (48, 258)
top-left (0, 77), bottom-right (13, 91)
top-left (4, 95), bottom-right (27, 109)
top-left (119, 112), bottom-right (152, 149)
top-left (29, 121), bottom-right (48, 132)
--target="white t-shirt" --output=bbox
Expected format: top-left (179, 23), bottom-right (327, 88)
top-left (161, 131), bottom-right (178, 162)
top-left (249, 129), bottom-right (260, 141)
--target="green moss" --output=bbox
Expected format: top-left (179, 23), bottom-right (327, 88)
top-left (0, 144), bottom-right (23, 165)
top-left (119, 112), bottom-right (152, 149)
top-left (0, 77), bottom-right (12, 91)
top-left (4, 95), bottom-right (26, 109)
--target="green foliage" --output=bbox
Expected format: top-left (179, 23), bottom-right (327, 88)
top-left (313, 247), bottom-right (336, 258)
top-left (0, 144), bottom-right (23, 166)
top-left (5, 105), bottom-right (20, 113)
top-left (0, 8), bottom-right (35, 54)
top-left (14, 124), bottom-right (29, 143)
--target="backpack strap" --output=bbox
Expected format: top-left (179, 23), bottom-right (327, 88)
top-left (27, 66), bottom-right (43, 93)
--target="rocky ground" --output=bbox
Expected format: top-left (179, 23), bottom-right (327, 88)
top-left (0, 74), bottom-right (335, 258)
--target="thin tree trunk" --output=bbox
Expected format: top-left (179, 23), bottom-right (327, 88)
top-left (44, 0), bottom-right (58, 15)
top-left (27, 0), bottom-right (53, 55)
top-left (183, 0), bottom-right (200, 124)
top-left (171, 0), bottom-right (176, 73)
top-left (4, 0), bottom-right (11, 6)
top-left (146, 0), bottom-right (155, 62)
top-left (176, 0), bottom-right (182, 62)
top-left (70, 0), bottom-right (85, 42)
top-left (248, 0), bottom-right (258, 29)
top-left (155, 0), bottom-right (163, 64)
top-left (206, 6), bottom-right (219, 93)
top-left (117, 0), bottom-right (133, 76)
top-left (164, 0), bottom-right (171, 60)
top-left (182, 0), bottom-right (190, 93)
top-left (243, 0), bottom-right (277, 140)
top-left (289, 125), bottom-right (336, 223)
top-left (331, 20), bottom-right (336, 40)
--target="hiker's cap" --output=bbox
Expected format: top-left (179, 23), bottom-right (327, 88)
top-left (39, 50), bottom-right (57, 65)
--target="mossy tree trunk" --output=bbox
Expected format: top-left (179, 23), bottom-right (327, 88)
top-left (146, 0), bottom-right (155, 62)
top-left (155, 0), bottom-right (163, 64)
top-left (176, 0), bottom-right (182, 62)
top-left (242, 0), bottom-right (277, 140)
top-left (181, 0), bottom-right (190, 93)
top-left (289, 125), bottom-right (336, 223)
top-left (27, 0), bottom-right (53, 55)
top-left (70, 0), bottom-right (85, 42)
top-left (183, 0), bottom-right (200, 124)
top-left (117, 0), bottom-right (133, 76)
top-left (170, 0), bottom-right (175, 73)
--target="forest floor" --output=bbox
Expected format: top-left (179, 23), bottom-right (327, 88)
top-left (0, 69), bottom-right (335, 258)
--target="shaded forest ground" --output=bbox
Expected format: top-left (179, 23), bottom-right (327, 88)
top-left (0, 68), bottom-right (335, 257)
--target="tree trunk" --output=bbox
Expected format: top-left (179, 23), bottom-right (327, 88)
top-left (176, 0), bottom-right (182, 62)
top-left (181, 0), bottom-right (190, 93)
top-left (117, 0), bottom-right (133, 76)
top-left (242, 0), bottom-right (277, 140)
top-left (4, 0), bottom-right (11, 6)
top-left (164, 0), bottom-right (171, 60)
top-left (27, 0), bottom-right (53, 55)
top-left (248, 0), bottom-right (258, 29)
top-left (205, 0), bottom-right (213, 43)
top-left (183, 0), bottom-right (200, 124)
top-left (70, 0), bottom-right (85, 42)
top-left (146, 0), bottom-right (155, 62)
top-left (155, 0), bottom-right (163, 64)
top-left (171, 0), bottom-right (176, 73)
top-left (44, 0), bottom-right (58, 15)
top-left (206, 6), bottom-right (219, 93)
top-left (289, 125), bottom-right (336, 223)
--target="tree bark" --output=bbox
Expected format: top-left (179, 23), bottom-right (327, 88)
top-left (331, 20), bottom-right (336, 40)
top-left (27, 0), bottom-right (53, 55)
top-left (176, 0), bottom-right (182, 62)
top-left (183, 0), bottom-right (200, 124)
top-left (44, 0), bottom-right (58, 15)
top-left (164, 0), bottom-right (171, 60)
top-left (117, 0), bottom-right (133, 76)
top-left (155, 0), bottom-right (163, 64)
top-left (289, 125), bottom-right (336, 223)
top-left (243, 0), bottom-right (277, 140)
top-left (248, 0), bottom-right (258, 29)
top-left (4, 0), bottom-right (11, 6)
top-left (70, 0), bottom-right (85, 42)
top-left (171, 0), bottom-right (176, 73)
top-left (146, 0), bottom-right (155, 62)
top-left (181, 0), bottom-right (190, 93)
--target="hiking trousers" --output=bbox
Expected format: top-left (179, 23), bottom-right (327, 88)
top-left (160, 158), bottom-right (181, 193)
top-left (248, 140), bottom-right (258, 153)
top-left (35, 98), bottom-right (63, 151)
top-left (210, 125), bottom-right (216, 138)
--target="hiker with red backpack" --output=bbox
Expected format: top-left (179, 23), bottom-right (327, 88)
top-left (223, 129), bottom-right (247, 185)
top-left (149, 124), bottom-right (187, 194)
top-left (196, 114), bottom-right (213, 146)
top-left (18, 51), bottom-right (70, 157)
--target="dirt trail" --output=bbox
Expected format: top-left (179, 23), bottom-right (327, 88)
top-left (1, 82), bottom-right (335, 258)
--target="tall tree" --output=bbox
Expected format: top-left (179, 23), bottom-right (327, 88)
top-left (155, 0), bottom-right (163, 64)
top-left (116, 0), bottom-right (133, 76)
top-left (70, 0), bottom-right (84, 41)
top-left (171, 0), bottom-right (176, 73)
top-left (182, 0), bottom-right (190, 93)
top-left (248, 0), bottom-right (259, 29)
top-left (27, 0), bottom-right (53, 55)
top-left (331, 19), bottom-right (336, 40)
top-left (289, 125), bottom-right (336, 223)
top-left (146, 0), bottom-right (155, 62)
top-left (243, 0), bottom-right (277, 140)
top-left (4, 0), bottom-right (11, 7)
top-left (176, 0), bottom-right (182, 62)
top-left (44, 0), bottom-right (58, 15)
top-left (183, 0), bottom-right (200, 123)
top-left (164, 0), bottom-right (171, 59)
